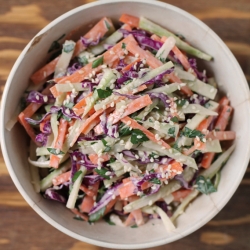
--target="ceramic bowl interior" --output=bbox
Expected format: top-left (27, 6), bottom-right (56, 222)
top-left (1, 0), bottom-right (250, 249)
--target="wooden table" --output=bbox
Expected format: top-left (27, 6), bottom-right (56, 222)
top-left (0, 1), bottom-right (250, 249)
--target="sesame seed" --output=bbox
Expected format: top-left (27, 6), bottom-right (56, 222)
top-left (79, 70), bottom-right (84, 74)
top-left (101, 64), bottom-right (107, 69)
top-left (43, 96), bottom-right (48, 102)
top-left (162, 158), bottom-right (168, 164)
top-left (135, 53), bottom-right (139, 58)
top-left (155, 134), bottom-right (161, 141)
top-left (148, 200), bottom-right (153, 206)
top-left (110, 51), bottom-right (115, 55)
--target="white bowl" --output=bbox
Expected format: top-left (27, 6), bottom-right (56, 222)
top-left (1, 0), bottom-right (250, 248)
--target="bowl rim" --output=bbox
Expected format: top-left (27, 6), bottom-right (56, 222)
top-left (1, 0), bottom-right (250, 248)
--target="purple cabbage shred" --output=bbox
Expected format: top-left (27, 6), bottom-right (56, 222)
top-left (26, 91), bottom-right (55, 104)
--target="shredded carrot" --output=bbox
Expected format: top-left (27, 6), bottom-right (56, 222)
top-left (71, 208), bottom-right (88, 221)
top-left (172, 189), bottom-right (192, 202)
top-left (126, 41), bottom-right (162, 68)
top-left (60, 35), bottom-right (136, 85)
top-left (122, 58), bottom-right (141, 73)
top-left (161, 36), bottom-right (194, 74)
top-left (18, 112), bottom-right (37, 144)
top-left (49, 118), bottom-right (68, 168)
top-left (30, 57), bottom-right (60, 85)
top-left (131, 209), bottom-right (144, 226)
top-left (207, 131), bottom-right (236, 141)
top-left (200, 152), bottom-right (215, 169)
top-left (110, 94), bottom-right (153, 124)
top-left (52, 171), bottom-right (71, 186)
top-left (89, 154), bottom-right (111, 164)
top-left (214, 105), bottom-right (233, 131)
top-left (80, 195), bottom-right (95, 213)
top-left (119, 14), bottom-right (139, 28)
top-left (80, 185), bottom-right (96, 197)
top-left (124, 212), bottom-right (135, 227)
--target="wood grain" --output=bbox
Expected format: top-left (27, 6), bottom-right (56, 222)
top-left (0, 0), bottom-right (250, 249)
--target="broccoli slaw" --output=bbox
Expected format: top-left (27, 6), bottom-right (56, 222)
top-left (16, 14), bottom-right (236, 231)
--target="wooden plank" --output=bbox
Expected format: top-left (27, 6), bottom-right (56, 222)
top-left (0, 0), bottom-right (250, 249)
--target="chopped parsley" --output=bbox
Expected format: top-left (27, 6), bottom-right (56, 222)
top-left (92, 56), bottom-right (103, 68)
top-left (95, 168), bottom-right (110, 180)
top-left (175, 99), bottom-right (188, 107)
top-left (78, 55), bottom-right (88, 65)
top-left (63, 43), bottom-right (75, 53)
top-left (72, 170), bottom-right (82, 182)
top-left (130, 129), bottom-right (149, 144)
top-left (195, 176), bottom-right (217, 195)
top-left (181, 127), bottom-right (205, 140)
top-left (168, 127), bottom-right (176, 137)
top-left (48, 34), bottom-right (65, 53)
top-left (171, 116), bottom-right (179, 123)
top-left (104, 216), bottom-right (115, 225)
top-left (101, 139), bottom-right (111, 152)
top-left (89, 206), bottom-right (106, 222)
top-left (97, 87), bottom-right (112, 98)
top-left (119, 125), bottom-right (132, 137)
top-left (149, 178), bottom-right (161, 185)
top-left (47, 148), bottom-right (65, 155)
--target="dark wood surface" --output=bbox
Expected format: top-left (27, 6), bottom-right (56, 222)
top-left (0, 1), bottom-right (250, 249)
